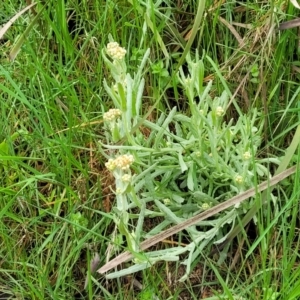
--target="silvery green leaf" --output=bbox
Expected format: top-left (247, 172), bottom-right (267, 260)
top-left (187, 163), bottom-right (194, 191)
top-left (178, 151), bottom-right (188, 172)
top-left (216, 208), bottom-right (237, 227)
top-left (172, 194), bottom-right (185, 204)
top-left (145, 219), bottom-right (171, 237)
top-left (103, 79), bottom-right (121, 108)
top-left (125, 74), bottom-right (133, 121)
top-left (137, 48), bottom-right (151, 75)
top-left (180, 238), bottom-right (210, 282)
top-left (105, 262), bottom-right (152, 279)
top-left (173, 114), bottom-right (192, 123)
top-left (256, 163), bottom-right (269, 176)
top-left (175, 121), bottom-right (184, 137)
top-left (154, 107), bottom-right (177, 149)
top-left (146, 246), bottom-right (186, 258)
top-left (193, 191), bottom-right (214, 202)
top-left (135, 78), bottom-right (145, 118)
top-left (155, 200), bottom-right (183, 224)
top-left (259, 157), bottom-right (281, 165)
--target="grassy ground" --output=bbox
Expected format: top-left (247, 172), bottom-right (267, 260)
top-left (1, 0), bottom-right (300, 299)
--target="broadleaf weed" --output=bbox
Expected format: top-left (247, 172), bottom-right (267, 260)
top-left (100, 38), bottom-right (277, 281)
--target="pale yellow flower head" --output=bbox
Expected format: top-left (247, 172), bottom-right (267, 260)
top-left (105, 154), bottom-right (134, 172)
top-left (103, 108), bottom-right (122, 122)
top-left (243, 151), bottom-right (251, 160)
top-left (235, 175), bottom-right (244, 184)
top-left (216, 106), bottom-right (224, 117)
top-left (163, 198), bottom-right (171, 205)
top-left (121, 174), bottom-right (132, 183)
top-left (202, 203), bottom-right (210, 210)
top-left (105, 158), bottom-right (116, 171)
top-left (106, 42), bottom-right (127, 60)
top-left (114, 154), bottom-right (134, 170)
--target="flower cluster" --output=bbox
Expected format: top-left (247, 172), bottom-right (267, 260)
top-left (106, 42), bottom-right (127, 60)
top-left (163, 198), bottom-right (171, 205)
top-left (105, 154), bottom-right (134, 171)
top-left (201, 203), bottom-right (210, 210)
top-left (103, 108), bottom-right (122, 122)
top-left (235, 175), bottom-right (244, 184)
top-left (216, 106), bottom-right (224, 117)
top-left (121, 174), bottom-right (132, 182)
top-left (243, 151), bottom-right (251, 160)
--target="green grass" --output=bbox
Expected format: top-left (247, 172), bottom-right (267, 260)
top-left (1, 0), bottom-right (300, 299)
